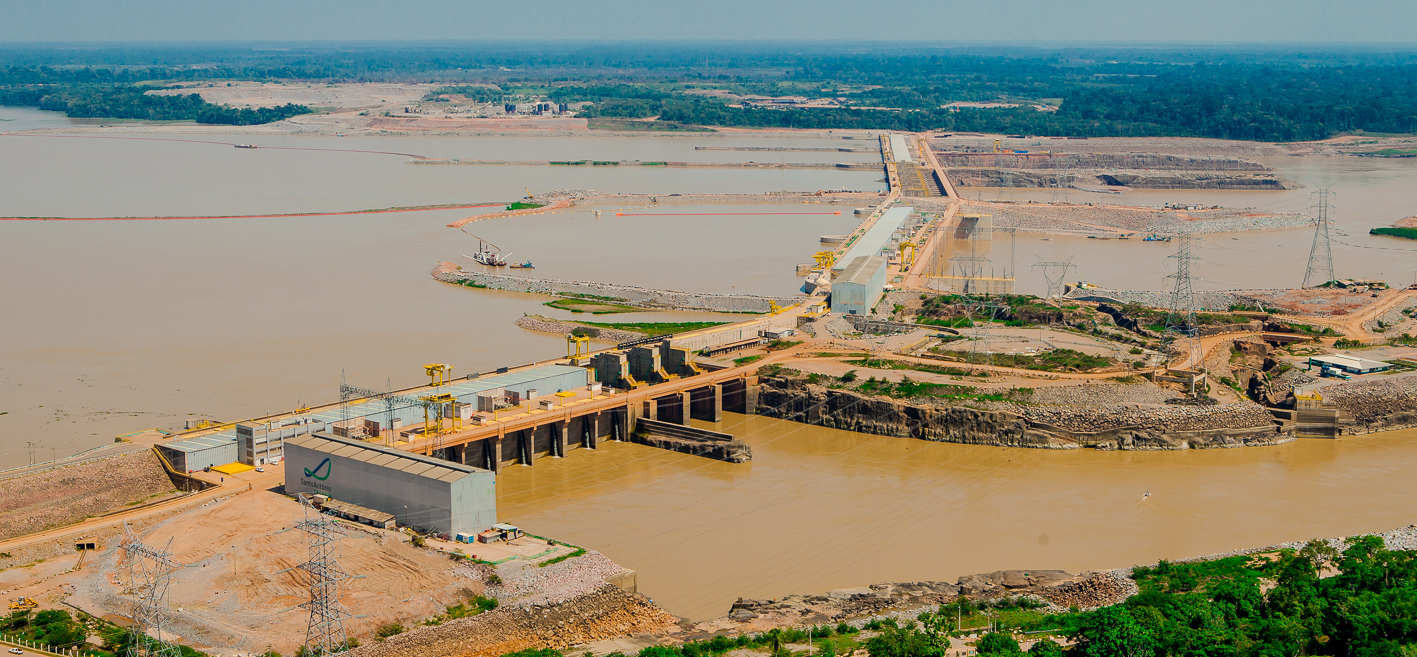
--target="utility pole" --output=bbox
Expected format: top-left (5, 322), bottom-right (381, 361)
top-left (1303, 188), bottom-right (1336, 288)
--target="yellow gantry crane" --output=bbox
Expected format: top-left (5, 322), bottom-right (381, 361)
top-left (425, 363), bottom-right (452, 387)
top-left (899, 242), bottom-right (917, 270)
top-left (567, 334), bottom-right (591, 361)
top-left (813, 251), bottom-right (836, 270)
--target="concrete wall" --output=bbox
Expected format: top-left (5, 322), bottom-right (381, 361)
top-left (283, 439), bottom-right (496, 537)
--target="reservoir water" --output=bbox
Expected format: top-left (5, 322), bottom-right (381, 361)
top-left (3, 111), bottom-right (1416, 622)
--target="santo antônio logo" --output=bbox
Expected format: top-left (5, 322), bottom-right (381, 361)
top-left (304, 457), bottom-right (332, 481)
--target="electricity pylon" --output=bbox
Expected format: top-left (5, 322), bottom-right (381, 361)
top-left (120, 523), bottom-right (183, 657)
top-left (1303, 188), bottom-right (1336, 288)
top-left (297, 494), bottom-right (353, 656)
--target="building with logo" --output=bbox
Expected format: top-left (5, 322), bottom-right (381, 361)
top-left (284, 432), bottom-right (496, 537)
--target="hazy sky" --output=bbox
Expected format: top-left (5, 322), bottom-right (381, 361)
top-left (1, 0), bottom-right (1411, 44)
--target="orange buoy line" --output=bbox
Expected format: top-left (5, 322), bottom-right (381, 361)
top-left (0, 204), bottom-right (501, 222)
top-left (615, 211), bottom-right (843, 216)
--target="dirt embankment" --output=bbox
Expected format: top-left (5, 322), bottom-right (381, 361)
top-left (0, 451), bottom-right (176, 542)
top-left (346, 585), bottom-right (678, 657)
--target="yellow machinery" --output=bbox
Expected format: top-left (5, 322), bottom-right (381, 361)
top-left (993, 139), bottom-right (1002, 153)
top-left (425, 363), bottom-right (452, 387)
top-left (10, 597), bottom-right (38, 611)
top-left (768, 301), bottom-right (782, 315)
top-left (899, 242), bottom-right (916, 269)
top-left (567, 334), bottom-right (591, 361)
top-left (421, 392), bottom-right (460, 437)
top-left (812, 251), bottom-right (836, 270)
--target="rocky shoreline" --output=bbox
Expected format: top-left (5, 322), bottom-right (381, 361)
top-left (514, 314), bottom-right (646, 344)
top-left (433, 262), bottom-right (799, 313)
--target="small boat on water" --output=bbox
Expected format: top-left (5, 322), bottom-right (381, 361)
top-left (511, 261), bottom-right (535, 269)
top-left (1143, 234), bottom-right (1173, 242)
top-left (234, 144), bottom-right (258, 149)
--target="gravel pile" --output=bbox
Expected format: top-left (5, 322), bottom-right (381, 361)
top-left (492, 550), bottom-right (629, 609)
top-left (1029, 383), bottom-right (1181, 406)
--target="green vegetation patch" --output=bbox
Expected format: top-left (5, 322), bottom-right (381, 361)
top-left (573, 320), bottom-right (729, 337)
top-left (844, 357), bottom-right (983, 378)
top-left (936, 348), bottom-right (1115, 372)
top-left (1371, 226), bottom-right (1417, 240)
top-left (539, 545), bottom-right (587, 567)
top-left (543, 298), bottom-right (641, 314)
top-left (0, 82), bottom-right (311, 125)
top-left (733, 354), bottom-right (764, 366)
top-left (856, 375), bottom-right (1031, 402)
top-left (505, 201), bottom-right (544, 211)
top-left (586, 116), bottom-right (714, 132)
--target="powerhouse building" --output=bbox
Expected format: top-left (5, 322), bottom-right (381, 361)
top-left (831, 255), bottom-right (887, 316)
top-left (284, 432), bottom-right (496, 537)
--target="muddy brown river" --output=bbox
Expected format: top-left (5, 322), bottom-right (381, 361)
top-left (498, 414), bottom-right (1417, 621)
top-left (4, 112), bottom-right (1416, 623)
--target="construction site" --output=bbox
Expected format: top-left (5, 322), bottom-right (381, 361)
top-left (4, 129), bottom-right (1417, 657)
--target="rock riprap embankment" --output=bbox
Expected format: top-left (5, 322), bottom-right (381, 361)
top-left (1319, 374), bottom-right (1417, 434)
top-left (1013, 402), bottom-right (1277, 434)
top-left (434, 263), bottom-right (799, 313)
top-left (0, 451), bottom-right (176, 541)
top-left (514, 315), bottom-right (645, 343)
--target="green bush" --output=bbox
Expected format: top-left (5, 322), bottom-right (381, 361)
top-left (977, 632), bottom-right (1020, 654)
top-left (376, 622), bottom-right (405, 639)
top-left (501, 649), bottom-right (563, 657)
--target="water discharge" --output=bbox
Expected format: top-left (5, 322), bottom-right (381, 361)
top-left (498, 413), bottom-right (1417, 621)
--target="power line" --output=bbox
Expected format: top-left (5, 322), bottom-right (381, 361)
top-left (1303, 188), bottom-right (1336, 288)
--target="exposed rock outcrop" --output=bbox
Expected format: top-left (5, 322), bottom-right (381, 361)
top-left (755, 377), bottom-right (1293, 450)
top-left (345, 585), bottom-right (677, 657)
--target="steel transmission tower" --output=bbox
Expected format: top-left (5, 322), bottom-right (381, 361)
top-left (297, 494), bottom-right (353, 656)
top-left (120, 523), bottom-right (183, 657)
top-left (1303, 188), bottom-right (1336, 288)
top-left (1032, 258), bottom-right (1075, 299)
top-left (1165, 229), bottom-right (1203, 371)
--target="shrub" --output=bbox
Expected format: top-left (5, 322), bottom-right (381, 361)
top-left (977, 632), bottom-right (1020, 654)
top-left (375, 623), bottom-right (405, 639)
top-left (502, 650), bottom-right (562, 657)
